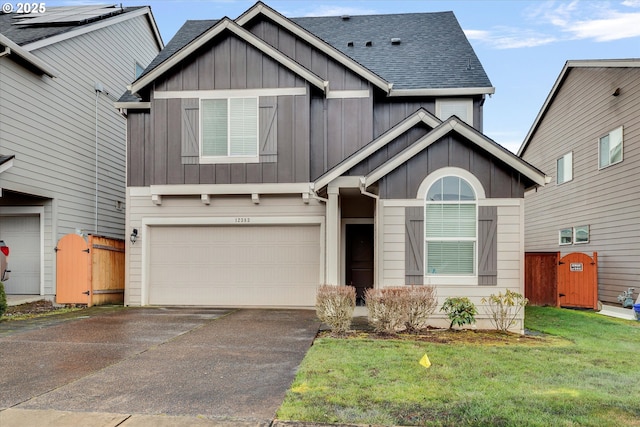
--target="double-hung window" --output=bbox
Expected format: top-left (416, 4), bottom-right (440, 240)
top-left (599, 126), bottom-right (623, 169)
top-left (556, 152), bottom-right (573, 184)
top-left (201, 97), bottom-right (258, 163)
top-left (425, 176), bottom-right (476, 275)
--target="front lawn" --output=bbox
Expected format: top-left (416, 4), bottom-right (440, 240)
top-left (277, 306), bottom-right (640, 426)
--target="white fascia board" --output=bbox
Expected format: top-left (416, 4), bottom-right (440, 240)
top-left (0, 34), bottom-right (58, 77)
top-left (236, 3), bottom-right (391, 93)
top-left (326, 89), bottom-right (370, 99)
top-left (22, 7), bottom-right (163, 52)
top-left (365, 118), bottom-right (547, 188)
top-left (0, 157), bottom-right (14, 174)
top-left (567, 59), bottom-right (640, 68)
top-left (131, 19), bottom-right (325, 95)
top-left (388, 87), bottom-right (495, 97)
top-left (314, 109), bottom-right (442, 189)
top-left (154, 87), bottom-right (306, 99)
top-left (142, 215), bottom-right (325, 226)
top-left (113, 102), bottom-right (150, 110)
top-left (150, 182), bottom-right (312, 196)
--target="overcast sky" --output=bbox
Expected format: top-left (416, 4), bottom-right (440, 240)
top-left (47, 0), bottom-right (640, 152)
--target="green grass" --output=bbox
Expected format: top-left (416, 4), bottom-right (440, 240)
top-left (278, 306), bottom-right (640, 426)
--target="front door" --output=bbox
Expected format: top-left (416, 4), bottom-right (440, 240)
top-left (346, 224), bottom-right (374, 305)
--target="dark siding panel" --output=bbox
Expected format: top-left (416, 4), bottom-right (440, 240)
top-left (230, 37), bottom-right (247, 89)
top-left (343, 98), bottom-right (360, 157)
top-left (246, 44), bottom-right (262, 89)
top-left (277, 95), bottom-right (294, 182)
top-left (309, 96), bottom-right (326, 180)
top-left (294, 93), bottom-right (310, 181)
top-left (491, 165), bottom-right (512, 198)
top-left (478, 206), bottom-right (498, 285)
top-left (295, 39), bottom-right (312, 69)
top-left (327, 99), bottom-right (343, 169)
top-left (166, 99), bottom-right (183, 184)
top-left (405, 207), bottom-right (424, 285)
top-left (246, 163), bottom-right (261, 183)
top-left (127, 113), bottom-right (145, 186)
top-left (153, 99), bottom-right (168, 184)
top-left (182, 56), bottom-right (199, 91)
top-left (198, 48), bottom-right (214, 89)
top-left (215, 164), bottom-right (230, 184)
top-left (184, 164), bottom-right (200, 184)
top-left (450, 137), bottom-right (470, 170)
top-left (262, 162), bottom-right (277, 183)
top-left (230, 164), bottom-right (245, 184)
top-left (470, 150), bottom-right (492, 194)
top-left (144, 112), bottom-right (153, 186)
top-left (214, 38), bottom-right (231, 89)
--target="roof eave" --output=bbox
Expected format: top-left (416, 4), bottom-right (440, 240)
top-left (388, 86), bottom-right (495, 97)
top-left (0, 34), bottom-right (58, 77)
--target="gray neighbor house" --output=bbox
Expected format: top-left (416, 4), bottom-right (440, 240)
top-left (0, 5), bottom-right (162, 297)
top-left (519, 59), bottom-right (640, 306)
top-left (120, 1), bottom-right (546, 330)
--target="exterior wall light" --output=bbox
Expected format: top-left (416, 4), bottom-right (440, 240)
top-left (130, 228), bottom-right (138, 244)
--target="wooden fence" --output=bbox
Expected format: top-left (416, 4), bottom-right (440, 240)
top-left (56, 234), bottom-right (125, 306)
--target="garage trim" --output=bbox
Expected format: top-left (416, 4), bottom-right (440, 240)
top-left (140, 215), bottom-right (325, 306)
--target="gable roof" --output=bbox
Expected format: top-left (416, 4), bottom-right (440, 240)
top-left (130, 17), bottom-right (326, 95)
top-left (132, 1), bottom-right (493, 96)
top-left (362, 116), bottom-right (546, 189)
top-left (518, 58), bottom-right (640, 157)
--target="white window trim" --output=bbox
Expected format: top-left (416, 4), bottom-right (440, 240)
top-left (574, 225), bottom-right (590, 245)
top-left (559, 228), bottom-right (573, 246)
top-left (435, 98), bottom-right (473, 126)
top-left (199, 96), bottom-right (259, 164)
top-left (556, 151), bottom-right (573, 184)
top-left (598, 125), bottom-right (623, 170)
top-left (424, 175), bottom-right (478, 278)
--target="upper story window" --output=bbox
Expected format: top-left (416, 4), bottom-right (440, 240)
top-left (425, 176), bottom-right (476, 276)
top-left (200, 97), bottom-right (258, 164)
top-left (556, 152), bottom-right (573, 184)
top-left (435, 99), bottom-right (473, 126)
top-left (598, 126), bottom-right (623, 169)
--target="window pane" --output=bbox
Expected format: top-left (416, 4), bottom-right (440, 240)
top-left (426, 241), bottom-right (474, 275)
top-left (557, 157), bottom-right (564, 183)
top-left (559, 228), bottom-right (572, 245)
top-left (459, 179), bottom-right (475, 200)
top-left (426, 179), bottom-right (443, 201)
top-left (202, 99), bottom-right (228, 156)
top-left (574, 225), bottom-right (589, 244)
top-left (599, 135), bottom-right (610, 168)
top-left (442, 176), bottom-right (459, 201)
top-left (426, 204), bottom-right (475, 238)
top-left (229, 98), bottom-right (258, 156)
top-left (609, 127), bottom-right (623, 164)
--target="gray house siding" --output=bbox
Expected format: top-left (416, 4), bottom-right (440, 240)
top-left (521, 66), bottom-right (640, 304)
top-left (0, 13), bottom-right (160, 295)
top-left (378, 134), bottom-right (526, 200)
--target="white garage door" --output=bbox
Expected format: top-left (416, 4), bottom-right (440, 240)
top-left (148, 225), bottom-right (321, 306)
top-left (0, 215), bottom-right (40, 294)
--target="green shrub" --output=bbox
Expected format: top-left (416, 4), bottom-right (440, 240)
top-left (365, 287), bottom-right (407, 334)
top-left (481, 289), bottom-right (528, 332)
top-left (404, 285), bottom-right (437, 333)
top-left (440, 297), bottom-right (477, 329)
top-left (0, 282), bottom-right (6, 317)
top-left (316, 285), bottom-right (356, 335)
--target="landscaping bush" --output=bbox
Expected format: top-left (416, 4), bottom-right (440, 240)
top-left (316, 285), bottom-right (356, 335)
top-left (0, 282), bottom-right (6, 317)
top-left (440, 296), bottom-right (477, 329)
top-left (481, 289), bottom-right (528, 332)
top-left (404, 285), bottom-right (437, 333)
top-left (365, 287), bottom-right (407, 334)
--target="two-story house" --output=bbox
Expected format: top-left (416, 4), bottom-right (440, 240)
top-left (519, 59), bottom-right (640, 306)
top-left (0, 5), bottom-right (162, 297)
top-left (121, 2), bottom-right (545, 329)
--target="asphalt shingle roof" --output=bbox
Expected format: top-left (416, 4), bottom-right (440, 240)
top-left (0, 6), bottom-right (144, 46)
top-left (137, 10), bottom-right (491, 91)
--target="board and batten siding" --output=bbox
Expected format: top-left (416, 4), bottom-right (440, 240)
top-left (378, 199), bottom-right (525, 331)
top-left (0, 14), bottom-right (159, 295)
top-left (125, 189), bottom-right (326, 306)
top-left (521, 67), bottom-right (640, 303)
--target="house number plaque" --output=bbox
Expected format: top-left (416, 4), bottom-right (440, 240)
top-left (234, 217), bottom-right (250, 223)
top-left (570, 263), bottom-right (583, 272)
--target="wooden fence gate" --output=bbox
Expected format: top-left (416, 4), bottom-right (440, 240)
top-left (525, 251), bottom-right (598, 309)
top-left (56, 234), bottom-right (125, 306)
top-left (558, 252), bottom-right (598, 310)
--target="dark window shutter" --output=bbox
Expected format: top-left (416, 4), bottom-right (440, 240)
top-left (259, 96), bottom-right (277, 163)
top-left (478, 206), bottom-right (497, 285)
top-left (405, 206), bottom-right (424, 285)
top-left (181, 98), bottom-right (199, 164)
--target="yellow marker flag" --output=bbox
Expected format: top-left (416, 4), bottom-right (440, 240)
top-left (419, 353), bottom-right (431, 368)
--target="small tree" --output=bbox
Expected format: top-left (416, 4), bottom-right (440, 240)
top-left (404, 285), bottom-right (437, 333)
top-left (0, 282), bottom-right (7, 318)
top-left (481, 290), bottom-right (528, 333)
top-left (440, 297), bottom-right (477, 329)
top-left (365, 287), bottom-right (407, 334)
top-left (315, 285), bottom-right (356, 335)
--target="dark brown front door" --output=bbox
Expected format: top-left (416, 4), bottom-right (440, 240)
top-left (346, 224), bottom-right (374, 305)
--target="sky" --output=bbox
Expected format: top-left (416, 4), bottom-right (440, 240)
top-left (47, 0), bottom-right (640, 153)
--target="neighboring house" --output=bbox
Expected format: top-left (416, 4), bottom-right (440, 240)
top-left (121, 2), bottom-right (545, 329)
top-left (519, 59), bottom-right (640, 306)
top-left (0, 5), bottom-right (162, 297)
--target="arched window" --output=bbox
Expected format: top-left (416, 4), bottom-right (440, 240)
top-left (425, 176), bottom-right (476, 275)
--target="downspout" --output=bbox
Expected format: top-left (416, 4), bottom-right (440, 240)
top-left (359, 177), bottom-right (379, 200)
top-left (308, 183), bottom-right (328, 203)
top-left (94, 85), bottom-right (102, 235)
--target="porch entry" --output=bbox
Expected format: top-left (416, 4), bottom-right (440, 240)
top-left (345, 224), bottom-right (374, 305)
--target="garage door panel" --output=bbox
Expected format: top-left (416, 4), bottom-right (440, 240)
top-left (0, 215), bottom-right (40, 294)
top-left (148, 225), bottom-right (320, 306)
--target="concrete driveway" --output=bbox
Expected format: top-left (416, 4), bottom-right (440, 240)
top-left (0, 307), bottom-right (320, 426)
